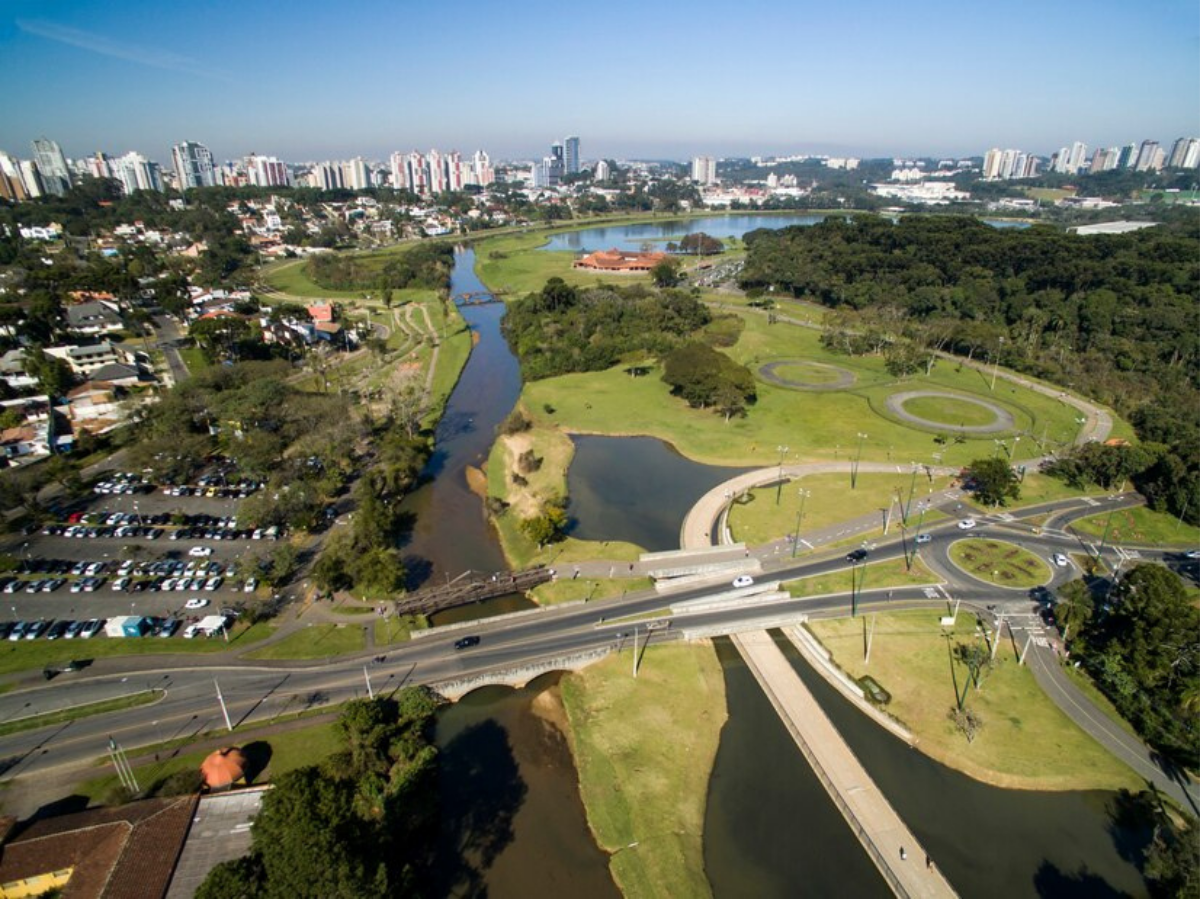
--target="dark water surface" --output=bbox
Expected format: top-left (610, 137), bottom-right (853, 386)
top-left (432, 677), bottom-right (618, 898)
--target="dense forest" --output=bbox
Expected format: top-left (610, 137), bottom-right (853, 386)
top-left (740, 214), bottom-right (1200, 521)
top-left (305, 242), bottom-right (454, 292)
top-left (502, 278), bottom-right (713, 380)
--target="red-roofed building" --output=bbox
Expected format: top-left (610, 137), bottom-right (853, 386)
top-left (573, 248), bottom-right (668, 272)
top-left (307, 303), bottom-right (334, 323)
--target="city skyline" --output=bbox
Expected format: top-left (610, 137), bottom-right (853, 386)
top-left (0, 0), bottom-right (1196, 163)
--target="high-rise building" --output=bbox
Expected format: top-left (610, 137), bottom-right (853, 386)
top-left (1134, 140), bottom-right (1162, 172)
top-left (1167, 137), bottom-right (1200, 169)
top-left (564, 136), bottom-right (580, 175)
top-left (30, 137), bottom-right (72, 196)
top-left (113, 152), bottom-right (163, 194)
top-left (594, 160), bottom-right (611, 182)
top-left (1067, 141), bottom-right (1089, 173)
top-left (86, 152), bottom-right (114, 180)
top-left (172, 141), bottom-right (216, 190)
top-left (18, 160), bottom-right (43, 198)
top-left (471, 150), bottom-right (494, 187)
top-left (310, 162), bottom-right (344, 191)
top-left (691, 156), bottom-right (717, 185)
top-left (344, 158), bottom-right (371, 190)
top-left (0, 152), bottom-right (29, 202)
top-left (246, 155), bottom-right (290, 187)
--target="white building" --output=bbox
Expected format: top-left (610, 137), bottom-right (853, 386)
top-left (246, 155), bottom-right (290, 187)
top-left (691, 156), bottom-right (717, 185)
top-left (113, 152), bottom-right (164, 194)
top-left (172, 141), bottom-right (216, 190)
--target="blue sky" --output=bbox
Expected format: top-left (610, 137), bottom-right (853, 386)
top-left (1, 0), bottom-right (1196, 164)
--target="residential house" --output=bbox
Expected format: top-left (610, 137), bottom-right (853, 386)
top-left (66, 300), bottom-right (125, 336)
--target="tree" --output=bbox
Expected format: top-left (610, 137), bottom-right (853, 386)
top-left (1052, 579), bottom-right (1094, 639)
top-left (661, 342), bottom-right (756, 413)
top-left (965, 457), bottom-right (1020, 506)
top-left (23, 347), bottom-right (74, 399)
top-left (650, 258), bottom-right (681, 288)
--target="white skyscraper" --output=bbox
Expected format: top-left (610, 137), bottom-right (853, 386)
top-left (113, 152), bottom-right (163, 194)
top-left (1134, 140), bottom-right (1162, 172)
top-left (691, 156), bottom-right (717, 185)
top-left (344, 158), bottom-right (371, 190)
top-left (31, 137), bottom-right (72, 196)
top-left (1167, 137), bottom-right (1200, 169)
top-left (172, 141), bottom-right (216, 190)
top-left (247, 155), bottom-right (290, 187)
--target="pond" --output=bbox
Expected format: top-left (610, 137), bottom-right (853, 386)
top-left (537, 214), bottom-right (828, 253)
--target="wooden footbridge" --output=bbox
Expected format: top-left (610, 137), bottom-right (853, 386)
top-left (392, 567), bottom-right (552, 616)
top-left (453, 291), bottom-right (505, 306)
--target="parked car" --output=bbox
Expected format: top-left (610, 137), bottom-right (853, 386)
top-left (184, 597), bottom-right (209, 610)
top-left (188, 546), bottom-right (213, 557)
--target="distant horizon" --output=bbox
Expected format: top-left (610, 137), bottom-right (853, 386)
top-left (1, 0), bottom-right (1195, 169)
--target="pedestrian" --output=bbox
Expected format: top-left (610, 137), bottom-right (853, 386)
top-left (900, 848), bottom-right (907, 861)
top-left (926, 855), bottom-right (933, 871)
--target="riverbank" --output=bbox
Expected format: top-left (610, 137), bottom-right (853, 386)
top-left (805, 609), bottom-right (1144, 792)
top-left (561, 644), bottom-right (726, 898)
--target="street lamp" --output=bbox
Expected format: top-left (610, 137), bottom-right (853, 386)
top-left (791, 489), bottom-right (811, 558)
top-left (990, 337), bottom-right (1005, 391)
top-left (851, 433), bottom-right (867, 489)
top-left (775, 445), bottom-right (789, 505)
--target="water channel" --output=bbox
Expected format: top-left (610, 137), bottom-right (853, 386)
top-left (413, 221), bottom-right (1148, 897)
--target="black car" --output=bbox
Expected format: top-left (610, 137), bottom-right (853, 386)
top-left (845, 548), bottom-right (869, 563)
top-left (454, 635), bottom-right (481, 651)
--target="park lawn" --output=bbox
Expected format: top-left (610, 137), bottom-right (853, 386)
top-left (518, 309), bottom-right (1093, 472)
top-left (1063, 665), bottom-right (1141, 740)
top-left (373, 615), bottom-right (426, 646)
top-left (487, 416), bottom-right (575, 517)
top-left (902, 394), bottom-right (1009, 428)
top-left (77, 717), bottom-right (344, 805)
top-left (426, 319), bottom-right (472, 422)
top-left (245, 623), bottom-right (367, 660)
top-left (1021, 187), bottom-right (1076, 202)
top-left (784, 556), bottom-right (941, 599)
top-left (728, 471), bottom-right (955, 547)
top-left (1071, 505), bottom-right (1200, 547)
top-left (1009, 472), bottom-right (1092, 507)
top-left (262, 258), bottom-right (366, 300)
top-left (0, 621), bottom-right (275, 678)
top-left (805, 610), bottom-right (1144, 791)
top-left (530, 577), bottom-right (654, 606)
top-left (948, 538), bottom-right (1052, 588)
top-left (562, 644), bottom-right (725, 899)
top-left (175, 345), bottom-right (209, 376)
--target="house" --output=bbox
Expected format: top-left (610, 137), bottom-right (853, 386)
top-left (46, 342), bottom-right (126, 376)
top-left (66, 301), bottom-right (125, 335)
top-left (0, 794), bottom-right (197, 899)
top-left (573, 248), bottom-right (669, 272)
top-left (89, 362), bottom-right (149, 387)
top-left (64, 383), bottom-right (121, 421)
top-left (314, 321), bottom-right (344, 342)
top-left (0, 421), bottom-right (50, 460)
top-left (0, 350), bottom-right (38, 390)
top-left (306, 303), bottom-right (334, 323)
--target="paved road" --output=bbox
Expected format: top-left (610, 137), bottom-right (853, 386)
top-left (153, 315), bottom-right (190, 387)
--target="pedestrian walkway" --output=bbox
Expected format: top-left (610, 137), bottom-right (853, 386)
top-left (731, 631), bottom-right (957, 899)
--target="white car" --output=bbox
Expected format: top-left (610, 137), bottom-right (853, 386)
top-left (915, 533), bottom-right (932, 544)
top-left (243, 577), bottom-right (258, 593)
top-left (188, 546), bottom-right (213, 557)
top-left (1052, 553), bottom-right (1069, 567)
top-left (732, 575), bottom-right (755, 588)
top-left (957, 519), bottom-right (977, 530)
top-left (184, 597), bottom-right (209, 610)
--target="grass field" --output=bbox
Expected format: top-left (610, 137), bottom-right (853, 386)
top-left (728, 471), bottom-right (954, 546)
top-left (244, 622), bottom-right (367, 660)
top-left (900, 394), bottom-right (1006, 428)
top-left (77, 716), bottom-right (343, 804)
top-left (562, 644), bottom-right (725, 899)
top-left (175, 345), bottom-right (209, 376)
top-left (515, 304), bottom-right (1097, 471)
top-left (530, 577), bottom-right (655, 606)
top-left (1021, 187), bottom-right (1076, 203)
top-left (805, 610), bottom-right (1143, 791)
top-left (373, 615), bottom-right (425, 645)
top-left (784, 556), bottom-right (940, 599)
top-left (0, 621), bottom-right (275, 678)
top-left (262, 258), bottom-right (368, 300)
top-left (1071, 505), bottom-right (1200, 547)
top-left (948, 538), bottom-right (1051, 588)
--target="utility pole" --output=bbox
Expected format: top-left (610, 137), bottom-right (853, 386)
top-left (1097, 506), bottom-right (1118, 562)
top-left (214, 679), bottom-right (233, 732)
top-left (775, 445), bottom-right (789, 505)
top-left (905, 464), bottom-right (919, 524)
top-left (864, 616), bottom-right (876, 664)
top-left (791, 488), bottom-right (810, 558)
top-left (363, 666), bottom-right (374, 699)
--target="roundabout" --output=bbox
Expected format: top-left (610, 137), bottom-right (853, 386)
top-left (758, 359), bottom-right (857, 391)
top-left (885, 390), bottom-right (1015, 434)
top-left (947, 537), bottom-right (1051, 589)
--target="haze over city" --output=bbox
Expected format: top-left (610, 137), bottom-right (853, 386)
top-left (1, 0), bottom-right (1197, 161)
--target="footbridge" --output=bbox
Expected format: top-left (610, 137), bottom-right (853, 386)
top-left (453, 291), bottom-right (505, 306)
top-left (391, 567), bottom-right (552, 616)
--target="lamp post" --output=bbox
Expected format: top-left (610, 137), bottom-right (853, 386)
top-left (791, 489), bottom-right (810, 558)
top-left (775, 445), bottom-right (789, 505)
top-left (990, 337), bottom-right (1005, 391)
top-left (905, 463), bottom-right (919, 524)
top-left (851, 432), bottom-right (867, 489)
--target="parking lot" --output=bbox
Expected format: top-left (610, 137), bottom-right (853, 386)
top-left (0, 468), bottom-right (284, 640)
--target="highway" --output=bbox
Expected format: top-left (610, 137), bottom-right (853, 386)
top-left (0, 493), bottom-right (1194, 809)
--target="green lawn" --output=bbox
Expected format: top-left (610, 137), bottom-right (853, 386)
top-left (77, 717), bottom-right (344, 804)
top-left (244, 623), bottom-right (367, 660)
top-left (728, 472), bottom-right (955, 546)
top-left (806, 610), bottom-right (1143, 791)
top-left (1071, 505), bottom-right (1200, 547)
top-left (948, 538), bottom-right (1051, 588)
top-left (0, 621), bottom-right (275, 678)
top-left (900, 394), bottom-right (1007, 428)
top-left (373, 615), bottom-right (425, 645)
top-left (175, 345), bottom-right (209, 376)
top-left (562, 644), bottom-right (725, 899)
top-left (530, 577), bottom-right (654, 606)
top-left (262, 258), bottom-right (369, 300)
top-left (784, 556), bottom-right (940, 598)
